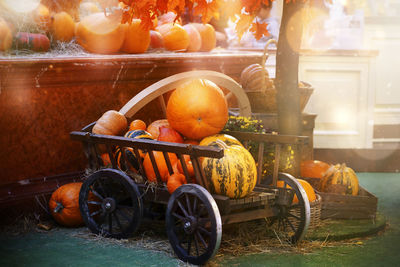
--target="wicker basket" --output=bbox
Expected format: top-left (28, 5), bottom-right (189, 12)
top-left (289, 193), bottom-right (322, 229)
top-left (246, 83), bottom-right (314, 113)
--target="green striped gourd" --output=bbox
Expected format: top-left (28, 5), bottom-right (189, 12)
top-left (320, 163), bottom-right (359, 195)
top-left (201, 140), bottom-right (257, 199)
top-left (199, 133), bottom-right (243, 147)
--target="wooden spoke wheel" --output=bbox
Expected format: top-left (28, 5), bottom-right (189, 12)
top-left (166, 184), bottom-right (222, 265)
top-left (79, 168), bottom-right (143, 239)
top-left (265, 173), bottom-right (310, 244)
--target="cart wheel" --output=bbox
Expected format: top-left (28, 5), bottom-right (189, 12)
top-left (166, 184), bottom-right (222, 265)
top-left (79, 168), bottom-right (143, 239)
top-left (266, 173), bottom-right (310, 244)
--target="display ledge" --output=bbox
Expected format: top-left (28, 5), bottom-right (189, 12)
top-left (0, 50), bottom-right (264, 89)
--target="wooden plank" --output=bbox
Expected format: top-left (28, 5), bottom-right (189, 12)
top-left (221, 207), bottom-right (275, 225)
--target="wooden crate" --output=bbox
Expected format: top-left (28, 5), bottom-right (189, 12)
top-left (317, 186), bottom-right (378, 220)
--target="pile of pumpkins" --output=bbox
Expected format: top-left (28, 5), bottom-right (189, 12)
top-left (0, 1), bottom-right (216, 54)
top-left (92, 78), bottom-right (257, 199)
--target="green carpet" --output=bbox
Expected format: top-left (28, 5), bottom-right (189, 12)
top-left (0, 173), bottom-right (399, 266)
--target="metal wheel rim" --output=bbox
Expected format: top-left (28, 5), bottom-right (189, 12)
top-left (166, 184), bottom-right (222, 265)
top-left (79, 168), bottom-right (143, 239)
top-left (268, 172), bottom-right (310, 244)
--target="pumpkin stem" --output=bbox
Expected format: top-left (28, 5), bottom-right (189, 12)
top-left (214, 139), bottom-right (229, 149)
top-left (54, 202), bottom-right (64, 213)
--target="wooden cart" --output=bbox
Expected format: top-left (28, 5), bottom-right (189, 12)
top-left (70, 71), bottom-right (311, 265)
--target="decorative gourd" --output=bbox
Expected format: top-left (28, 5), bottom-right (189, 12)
top-left (114, 146), bottom-right (139, 171)
top-left (0, 17), bottom-right (12, 51)
top-left (157, 126), bottom-right (184, 143)
top-left (183, 24), bottom-right (201, 52)
top-left (201, 140), bottom-right (257, 199)
top-left (166, 79), bottom-right (228, 140)
top-left (143, 151), bottom-right (178, 183)
top-left (156, 22), bottom-right (189, 51)
top-left (300, 160), bottom-right (331, 179)
top-left (190, 23), bottom-right (216, 52)
top-left (240, 63), bottom-right (273, 92)
top-left (120, 19), bottom-right (150, 53)
top-left (92, 110), bottom-right (127, 136)
top-left (48, 182), bottom-right (84, 227)
top-left (129, 119), bottom-right (147, 131)
top-left (50, 11), bottom-right (75, 42)
top-left (167, 173), bottom-right (187, 194)
top-left (76, 12), bottom-right (126, 54)
top-left (277, 179), bottom-right (316, 204)
top-left (320, 163), bottom-right (359, 196)
top-left (147, 119), bottom-right (170, 139)
top-left (124, 129), bottom-right (154, 159)
top-left (199, 134), bottom-right (242, 147)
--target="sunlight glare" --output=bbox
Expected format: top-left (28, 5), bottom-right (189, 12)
top-left (1, 0), bottom-right (40, 13)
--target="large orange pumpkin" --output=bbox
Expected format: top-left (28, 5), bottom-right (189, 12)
top-left (48, 182), bottom-right (84, 227)
top-left (166, 79), bottom-right (228, 140)
top-left (300, 160), bottom-right (331, 179)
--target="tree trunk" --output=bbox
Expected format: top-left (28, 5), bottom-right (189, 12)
top-left (275, 1), bottom-right (305, 176)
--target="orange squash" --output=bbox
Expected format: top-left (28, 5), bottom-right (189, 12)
top-left (143, 151), bottom-right (178, 183)
top-left (92, 110), bottom-right (127, 136)
top-left (183, 24), bottom-right (201, 52)
top-left (190, 23), bottom-right (216, 52)
top-left (300, 160), bottom-right (331, 179)
top-left (167, 173), bottom-right (187, 194)
top-left (121, 19), bottom-right (150, 53)
top-left (76, 12), bottom-right (126, 54)
top-left (50, 11), bottom-right (76, 42)
top-left (48, 182), bottom-right (84, 227)
top-left (166, 79), bottom-right (228, 140)
top-left (156, 23), bottom-right (189, 51)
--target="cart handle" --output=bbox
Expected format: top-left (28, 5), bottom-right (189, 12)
top-left (119, 70), bottom-right (252, 119)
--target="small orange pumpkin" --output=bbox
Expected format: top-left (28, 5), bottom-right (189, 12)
top-left (177, 154), bottom-right (195, 178)
top-left (129, 119), bottom-right (147, 131)
top-left (156, 22), bottom-right (189, 51)
top-left (277, 179), bottom-right (316, 204)
top-left (167, 173), bottom-right (187, 194)
top-left (166, 79), bottom-right (228, 140)
top-left (120, 19), bottom-right (150, 53)
top-left (183, 24), bottom-right (201, 52)
top-left (48, 182), bottom-right (84, 227)
top-left (50, 11), bottom-right (75, 42)
top-left (92, 110), bottom-right (127, 136)
top-left (190, 23), bottom-right (216, 52)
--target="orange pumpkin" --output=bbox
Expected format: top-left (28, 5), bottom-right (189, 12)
top-left (100, 153), bottom-right (111, 166)
top-left (183, 24), bottom-right (201, 52)
top-left (32, 4), bottom-right (51, 31)
top-left (166, 78), bottom-right (228, 140)
top-left (147, 119), bottom-right (170, 139)
top-left (156, 23), bottom-right (189, 51)
top-left (177, 154), bottom-right (195, 178)
top-left (277, 179), bottom-right (316, 204)
top-left (120, 19), bottom-right (150, 53)
top-left (0, 17), bottom-right (12, 51)
top-left (50, 11), bottom-right (76, 42)
top-left (129, 119), bottom-right (147, 131)
top-left (157, 126), bottom-right (184, 143)
top-left (92, 110), bottom-right (127, 136)
top-left (190, 23), bottom-right (216, 52)
top-left (143, 151), bottom-right (178, 183)
top-left (167, 173), bottom-right (187, 194)
top-left (48, 182), bottom-right (84, 227)
top-left (300, 160), bottom-right (331, 179)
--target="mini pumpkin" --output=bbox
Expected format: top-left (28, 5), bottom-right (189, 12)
top-left (48, 182), bottom-right (84, 227)
top-left (129, 119), bottom-right (147, 131)
top-left (167, 173), bottom-right (187, 194)
top-left (277, 179), bottom-right (316, 204)
top-left (320, 163), bottom-right (359, 195)
top-left (240, 63), bottom-right (273, 92)
top-left (300, 160), bottom-right (331, 179)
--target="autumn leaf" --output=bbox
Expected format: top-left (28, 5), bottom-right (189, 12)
top-left (194, 0), bottom-right (221, 23)
top-left (235, 13), bottom-right (255, 41)
top-left (250, 21), bottom-right (270, 40)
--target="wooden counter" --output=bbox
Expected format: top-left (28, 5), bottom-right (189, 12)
top-left (0, 51), bottom-right (264, 185)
